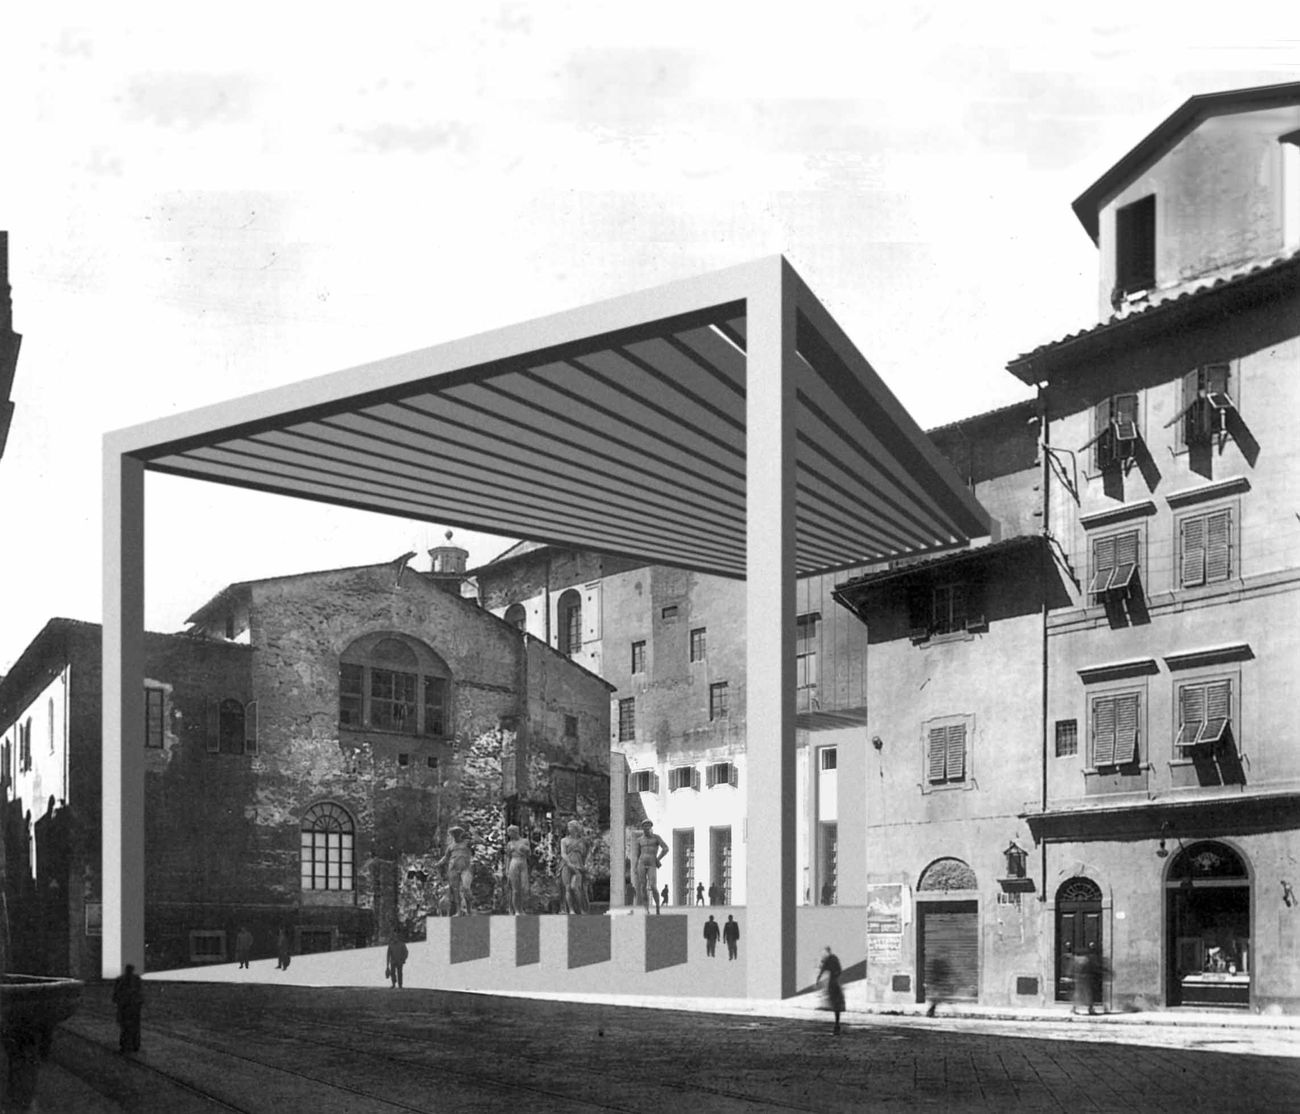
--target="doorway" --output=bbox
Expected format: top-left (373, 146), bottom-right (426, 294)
top-left (1165, 841), bottom-right (1250, 1008)
top-left (1054, 877), bottom-right (1102, 1002)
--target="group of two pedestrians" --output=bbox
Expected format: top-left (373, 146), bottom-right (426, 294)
top-left (702, 913), bottom-right (741, 959)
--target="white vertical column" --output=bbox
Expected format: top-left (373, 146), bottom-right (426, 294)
top-left (609, 751), bottom-right (628, 908)
top-left (744, 258), bottom-right (797, 999)
top-left (102, 446), bottom-right (145, 977)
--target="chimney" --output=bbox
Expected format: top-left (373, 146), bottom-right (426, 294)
top-left (427, 530), bottom-right (470, 594)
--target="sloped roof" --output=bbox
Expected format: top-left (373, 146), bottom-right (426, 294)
top-left (1072, 81), bottom-right (1300, 242)
top-left (833, 534), bottom-right (1043, 598)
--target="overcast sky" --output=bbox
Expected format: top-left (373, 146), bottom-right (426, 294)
top-left (2, 4), bottom-right (1298, 672)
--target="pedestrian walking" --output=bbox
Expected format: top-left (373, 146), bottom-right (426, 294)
top-left (722, 914), bottom-right (740, 960)
top-left (925, 955), bottom-right (952, 1017)
top-left (112, 964), bottom-right (144, 1054)
top-left (703, 914), bottom-right (720, 957)
top-left (276, 927), bottom-right (292, 970)
top-left (818, 946), bottom-right (845, 1034)
top-left (386, 932), bottom-right (409, 988)
top-left (235, 926), bottom-right (253, 969)
top-left (695, 882), bottom-right (705, 906)
top-left (1071, 947), bottom-right (1100, 1015)
top-left (661, 884), bottom-right (669, 907)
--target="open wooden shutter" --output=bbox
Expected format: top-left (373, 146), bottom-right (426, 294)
top-left (706, 764), bottom-right (717, 788)
top-left (1176, 684), bottom-right (1206, 748)
top-left (1082, 397), bottom-right (1113, 464)
top-left (1114, 693), bottom-right (1139, 764)
top-left (1202, 680), bottom-right (1231, 744)
top-left (244, 701), bottom-right (258, 756)
top-left (945, 723), bottom-right (967, 781)
top-left (1166, 368), bottom-right (1203, 438)
top-left (691, 767), bottom-right (701, 791)
top-left (1110, 532), bottom-right (1139, 591)
top-left (1090, 535), bottom-right (1117, 595)
top-left (728, 764), bottom-right (739, 788)
top-left (205, 700), bottom-right (220, 753)
top-left (1092, 696), bottom-right (1116, 767)
top-left (1205, 510), bottom-right (1231, 583)
top-left (1112, 393), bottom-right (1139, 443)
top-left (928, 727), bottom-right (948, 783)
top-left (651, 772), bottom-right (660, 793)
top-left (1181, 515), bottom-right (1207, 587)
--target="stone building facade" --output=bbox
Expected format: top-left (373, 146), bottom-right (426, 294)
top-left (1, 556), bottom-right (611, 978)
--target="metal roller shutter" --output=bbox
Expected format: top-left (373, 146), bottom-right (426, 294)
top-left (920, 901), bottom-right (979, 1001)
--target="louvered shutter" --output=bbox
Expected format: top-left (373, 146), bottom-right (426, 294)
top-left (1202, 680), bottom-right (1231, 744)
top-left (1092, 696), bottom-right (1116, 767)
top-left (1093, 397), bottom-right (1113, 468)
top-left (928, 727), bottom-right (948, 783)
top-left (691, 767), bottom-right (701, 791)
top-left (205, 700), bottom-right (220, 753)
top-left (728, 764), bottom-right (739, 788)
top-left (1181, 515), bottom-right (1207, 587)
top-left (1176, 369), bottom-right (1201, 445)
top-left (1205, 510), bottom-right (1231, 583)
top-left (1177, 684), bottom-right (1206, 747)
top-left (244, 701), bottom-right (258, 756)
top-left (1090, 535), bottom-right (1117, 595)
top-left (706, 764), bottom-right (717, 788)
top-left (1114, 693), bottom-right (1139, 764)
top-left (945, 723), bottom-right (967, 781)
top-left (1110, 532), bottom-right (1139, 591)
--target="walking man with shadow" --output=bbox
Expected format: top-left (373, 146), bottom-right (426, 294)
top-left (703, 914), bottom-right (720, 957)
top-left (723, 914), bottom-right (740, 960)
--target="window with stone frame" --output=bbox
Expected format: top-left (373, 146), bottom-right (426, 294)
top-left (1083, 393), bottom-right (1141, 471)
top-left (338, 633), bottom-right (451, 738)
top-left (1089, 529), bottom-right (1140, 604)
top-left (300, 801), bottom-right (355, 892)
top-left (628, 768), bottom-right (658, 793)
top-left (1169, 363), bottom-right (1234, 447)
top-left (1175, 677), bottom-right (1234, 751)
top-left (1178, 507), bottom-right (1232, 589)
top-left (618, 697), bottom-right (636, 742)
top-left (709, 681), bottom-right (729, 720)
top-left (925, 718), bottom-right (969, 786)
top-left (558, 589), bottom-right (582, 656)
top-left (669, 765), bottom-right (700, 791)
top-left (1089, 690), bottom-right (1141, 768)
top-left (690, 627), bottom-right (707, 662)
top-left (1054, 718), bottom-right (1078, 758)
top-left (631, 640), bottom-right (646, 674)
top-left (706, 761), bottom-right (739, 788)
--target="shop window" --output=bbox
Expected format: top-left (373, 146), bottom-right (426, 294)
top-left (926, 719), bottom-right (968, 786)
top-left (706, 761), bottom-right (738, 788)
top-left (1090, 691), bottom-right (1140, 768)
top-left (1089, 530), bottom-right (1140, 603)
top-left (300, 801), bottom-right (355, 892)
top-left (558, 590), bottom-right (582, 656)
top-left (1169, 363), bottom-right (1234, 447)
top-left (1176, 678), bottom-right (1233, 750)
top-left (631, 640), bottom-right (646, 674)
top-left (1054, 719), bottom-right (1078, 758)
top-left (1115, 194), bottom-right (1156, 297)
top-left (145, 687), bottom-right (165, 749)
top-left (669, 765), bottom-right (700, 791)
top-left (1179, 508), bottom-right (1232, 588)
top-left (628, 769), bottom-right (658, 793)
top-left (1083, 393), bottom-right (1141, 470)
top-left (617, 697), bottom-right (636, 742)
top-left (690, 627), bottom-right (707, 662)
top-left (338, 633), bottom-right (451, 738)
top-left (709, 681), bottom-right (729, 720)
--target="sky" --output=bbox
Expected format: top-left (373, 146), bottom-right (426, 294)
top-left (2, 3), bottom-right (1299, 673)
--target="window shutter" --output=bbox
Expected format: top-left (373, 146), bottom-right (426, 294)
top-left (729, 764), bottom-right (739, 788)
top-left (1177, 684), bottom-right (1206, 747)
top-left (1110, 532), bottom-right (1139, 591)
top-left (1090, 535), bottom-right (1117, 595)
top-left (1202, 680), bottom-right (1231, 744)
top-left (205, 700), bottom-right (220, 753)
top-left (1113, 393), bottom-right (1139, 442)
top-left (1114, 693), bottom-right (1139, 764)
top-left (927, 727), bottom-right (947, 783)
top-left (1092, 696), bottom-right (1116, 767)
top-left (1180, 515), bottom-right (1207, 587)
top-left (244, 701), bottom-right (258, 756)
top-left (1093, 397), bottom-right (1113, 467)
top-left (1205, 363), bottom-right (1230, 398)
top-left (1205, 510), bottom-right (1231, 583)
top-left (706, 764), bottom-right (717, 788)
top-left (651, 772), bottom-right (659, 794)
top-left (691, 768), bottom-right (701, 791)
top-left (945, 723), bottom-right (966, 780)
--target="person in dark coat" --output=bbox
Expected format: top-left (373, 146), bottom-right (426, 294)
top-left (818, 946), bottom-right (845, 1034)
top-left (235, 926), bottom-right (254, 969)
top-left (703, 914), bottom-right (720, 957)
top-left (112, 964), bottom-right (144, 1053)
top-left (386, 932), bottom-right (409, 988)
top-left (722, 914), bottom-right (740, 960)
top-left (708, 883), bottom-right (719, 906)
top-left (661, 884), bottom-right (669, 907)
top-left (276, 927), bottom-right (292, 970)
top-left (695, 882), bottom-right (705, 906)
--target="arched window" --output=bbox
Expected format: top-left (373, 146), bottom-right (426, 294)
top-left (301, 802), bottom-right (354, 891)
top-left (503, 603), bottom-right (527, 632)
top-left (917, 857), bottom-right (978, 892)
top-left (338, 632), bottom-right (451, 737)
top-left (557, 590), bottom-right (582, 656)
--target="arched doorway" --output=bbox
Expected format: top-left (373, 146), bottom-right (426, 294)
top-left (1054, 877), bottom-right (1102, 1002)
top-left (915, 857), bottom-right (979, 1005)
top-left (1166, 840), bottom-right (1251, 1007)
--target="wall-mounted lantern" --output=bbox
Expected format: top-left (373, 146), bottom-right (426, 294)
top-left (1156, 820), bottom-right (1171, 859)
top-left (999, 840), bottom-right (1035, 893)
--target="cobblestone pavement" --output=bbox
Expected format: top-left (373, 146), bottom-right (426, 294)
top-left (43, 982), bottom-right (1300, 1113)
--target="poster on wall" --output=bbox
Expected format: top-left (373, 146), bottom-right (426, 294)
top-left (866, 883), bottom-right (907, 964)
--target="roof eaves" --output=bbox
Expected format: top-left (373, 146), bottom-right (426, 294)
top-left (833, 535), bottom-right (1043, 597)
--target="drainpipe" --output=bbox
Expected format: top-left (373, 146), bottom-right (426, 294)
top-left (1038, 383), bottom-right (1050, 899)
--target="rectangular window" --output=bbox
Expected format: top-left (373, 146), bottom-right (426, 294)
top-left (661, 605), bottom-right (678, 621)
top-left (669, 765), bottom-right (700, 791)
top-left (371, 668), bottom-right (417, 731)
top-left (427, 755), bottom-right (439, 769)
top-left (398, 753), bottom-right (410, 767)
top-left (1090, 530), bottom-right (1140, 602)
top-left (1087, 394), bottom-right (1141, 470)
top-left (690, 627), bottom-right (707, 662)
top-left (706, 761), bottom-right (738, 788)
top-left (145, 687), bottom-right (165, 749)
top-left (820, 747), bottom-right (837, 771)
top-left (709, 681), bottom-right (729, 720)
top-left (1179, 508), bottom-right (1232, 588)
top-left (796, 612), bottom-right (819, 708)
top-left (339, 663), bottom-right (364, 727)
top-left (189, 930), bottom-right (226, 964)
top-left (1172, 364), bottom-right (1233, 446)
top-left (1116, 193), bottom-right (1156, 295)
top-left (1091, 691), bottom-right (1140, 767)
top-left (932, 584), bottom-right (968, 635)
top-left (1054, 719), bottom-right (1078, 758)
top-left (618, 697), bottom-right (636, 742)
top-left (564, 714), bottom-right (578, 737)
top-left (423, 676), bottom-right (447, 736)
top-left (1176, 679), bottom-right (1233, 749)
top-left (628, 769), bottom-right (657, 793)
top-left (631, 640), bottom-right (646, 674)
top-left (300, 830), bottom-right (354, 891)
top-left (927, 722), bottom-right (967, 784)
